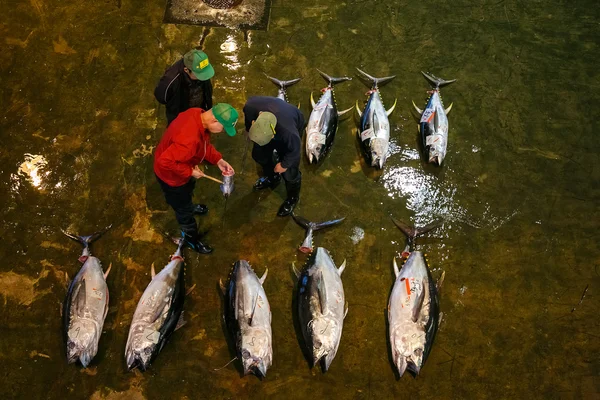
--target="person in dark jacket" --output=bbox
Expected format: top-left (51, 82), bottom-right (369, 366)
top-left (154, 104), bottom-right (238, 254)
top-left (154, 49), bottom-right (214, 125)
top-left (243, 96), bottom-right (305, 217)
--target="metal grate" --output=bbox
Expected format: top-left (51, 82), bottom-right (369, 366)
top-left (202, 0), bottom-right (243, 9)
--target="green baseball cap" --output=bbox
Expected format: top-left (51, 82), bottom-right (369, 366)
top-left (248, 112), bottom-right (277, 146)
top-left (183, 49), bottom-right (215, 81)
top-left (212, 103), bottom-right (238, 137)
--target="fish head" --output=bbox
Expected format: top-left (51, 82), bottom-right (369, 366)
top-left (392, 327), bottom-right (424, 376)
top-left (369, 138), bottom-right (389, 169)
top-left (241, 328), bottom-right (272, 377)
top-left (428, 147), bottom-right (445, 166)
top-left (307, 133), bottom-right (326, 164)
top-left (309, 317), bottom-right (340, 370)
top-left (426, 133), bottom-right (446, 166)
top-left (125, 344), bottom-right (155, 371)
top-left (66, 320), bottom-right (99, 367)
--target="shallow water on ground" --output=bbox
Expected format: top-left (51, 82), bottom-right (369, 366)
top-left (1, 0), bottom-right (599, 398)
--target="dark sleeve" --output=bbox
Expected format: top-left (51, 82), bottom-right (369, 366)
top-left (202, 80), bottom-right (213, 110)
top-left (154, 64), bottom-right (181, 105)
top-left (296, 108), bottom-right (305, 133)
top-left (280, 128), bottom-right (301, 169)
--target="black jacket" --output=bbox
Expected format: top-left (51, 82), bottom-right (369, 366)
top-left (154, 59), bottom-right (213, 125)
top-left (244, 96), bottom-right (305, 169)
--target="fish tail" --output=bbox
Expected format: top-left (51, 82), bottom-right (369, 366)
top-left (61, 224), bottom-right (112, 248)
top-left (421, 71), bottom-right (456, 89)
top-left (264, 74), bottom-right (301, 89)
top-left (292, 214), bottom-right (345, 231)
top-left (313, 217), bottom-right (346, 231)
top-left (317, 69), bottom-right (352, 87)
top-left (391, 217), bottom-right (442, 241)
top-left (356, 68), bottom-right (396, 89)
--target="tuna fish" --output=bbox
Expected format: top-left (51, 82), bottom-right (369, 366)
top-left (62, 225), bottom-right (112, 368)
top-left (355, 68), bottom-right (397, 169)
top-left (265, 74), bottom-right (301, 103)
top-left (296, 248), bottom-right (347, 372)
top-left (388, 218), bottom-right (445, 377)
top-left (412, 71), bottom-right (456, 166)
top-left (221, 261), bottom-right (272, 377)
top-left (306, 70), bottom-right (353, 163)
top-left (292, 214), bottom-right (345, 254)
top-left (125, 239), bottom-right (186, 371)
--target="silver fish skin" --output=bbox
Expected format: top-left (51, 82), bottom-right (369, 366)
top-left (62, 226), bottom-right (111, 368)
top-left (388, 219), bottom-right (443, 377)
top-left (223, 261), bottom-right (272, 377)
top-left (265, 74), bottom-right (301, 103)
top-left (355, 68), bottom-right (397, 169)
top-left (306, 70), bottom-right (352, 163)
top-left (414, 71), bottom-right (456, 166)
top-left (220, 174), bottom-right (234, 198)
top-left (125, 240), bottom-right (185, 371)
top-left (297, 247), bottom-right (347, 372)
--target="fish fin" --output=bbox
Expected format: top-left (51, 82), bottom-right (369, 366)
top-left (314, 217), bottom-right (345, 231)
top-left (338, 259), bottom-right (347, 276)
top-left (434, 109), bottom-right (440, 132)
top-left (291, 213), bottom-right (311, 229)
top-left (438, 312), bottom-right (444, 327)
top-left (445, 102), bottom-right (453, 115)
top-left (297, 102), bottom-right (301, 109)
top-left (259, 268), bottom-right (268, 285)
top-left (421, 71), bottom-right (456, 88)
top-left (393, 257), bottom-right (400, 278)
top-left (249, 295), bottom-right (259, 326)
top-left (264, 74), bottom-right (301, 89)
top-left (317, 270), bottom-right (328, 314)
top-left (386, 98), bottom-right (397, 116)
top-left (292, 262), bottom-right (301, 279)
top-left (73, 279), bottom-right (87, 318)
top-left (411, 284), bottom-right (426, 323)
top-left (186, 283), bottom-right (197, 296)
top-left (175, 312), bottom-right (186, 331)
top-left (355, 100), bottom-right (362, 118)
top-left (436, 271), bottom-right (446, 292)
top-left (103, 262), bottom-right (112, 279)
top-left (337, 105), bottom-right (354, 118)
top-left (65, 272), bottom-right (69, 283)
top-left (391, 217), bottom-right (416, 239)
top-left (219, 278), bottom-right (226, 294)
top-left (61, 224), bottom-right (112, 248)
top-left (356, 68), bottom-right (395, 89)
top-left (412, 100), bottom-right (423, 115)
top-left (151, 263), bottom-right (156, 279)
top-left (310, 92), bottom-right (316, 108)
top-left (317, 69), bottom-right (352, 86)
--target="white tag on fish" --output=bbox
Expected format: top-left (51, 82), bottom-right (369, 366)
top-left (360, 128), bottom-right (374, 141)
top-left (309, 134), bottom-right (326, 145)
top-left (426, 134), bottom-right (445, 146)
top-left (143, 328), bottom-right (160, 344)
top-left (421, 109), bottom-right (434, 123)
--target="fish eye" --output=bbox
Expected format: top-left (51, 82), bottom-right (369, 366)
top-left (242, 350), bottom-right (251, 359)
top-left (314, 341), bottom-right (322, 349)
top-left (144, 347), bottom-right (153, 355)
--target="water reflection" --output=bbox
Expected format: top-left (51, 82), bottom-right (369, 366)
top-left (16, 154), bottom-right (48, 189)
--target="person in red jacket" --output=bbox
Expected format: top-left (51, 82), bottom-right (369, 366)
top-left (154, 104), bottom-right (237, 253)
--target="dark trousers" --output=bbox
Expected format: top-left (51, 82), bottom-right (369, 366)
top-left (156, 175), bottom-right (197, 233)
top-left (252, 143), bottom-right (300, 183)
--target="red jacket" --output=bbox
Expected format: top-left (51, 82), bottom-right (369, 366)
top-left (154, 108), bottom-right (222, 187)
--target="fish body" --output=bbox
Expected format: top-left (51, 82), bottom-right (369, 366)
top-left (292, 214), bottom-right (345, 254)
top-left (355, 68), bottom-right (397, 169)
top-left (388, 219), bottom-right (444, 377)
top-left (306, 70), bottom-right (352, 163)
top-left (223, 261), bottom-right (272, 377)
top-left (62, 226), bottom-right (112, 368)
top-left (413, 71), bottom-right (456, 166)
top-left (265, 74), bottom-right (301, 103)
top-left (297, 247), bottom-right (347, 372)
top-left (125, 240), bottom-right (185, 371)
top-left (220, 173), bottom-right (234, 198)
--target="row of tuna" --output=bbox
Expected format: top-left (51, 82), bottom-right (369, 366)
top-left (62, 215), bottom-right (444, 378)
top-left (268, 68), bottom-right (456, 168)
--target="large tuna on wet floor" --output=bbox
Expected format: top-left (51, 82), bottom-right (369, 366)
top-left (388, 218), bottom-right (445, 377)
top-left (355, 68), bottom-right (397, 169)
top-left (221, 261), bottom-right (272, 377)
top-left (305, 70), bottom-right (352, 163)
top-left (62, 225), bottom-right (112, 368)
top-left (125, 239), bottom-right (185, 371)
top-left (412, 71), bottom-right (456, 166)
top-left (296, 247), bottom-right (347, 372)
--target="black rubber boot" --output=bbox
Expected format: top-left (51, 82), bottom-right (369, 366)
top-left (277, 178), bottom-right (301, 217)
top-left (193, 204), bottom-right (208, 215)
top-left (253, 174), bottom-right (281, 191)
top-left (181, 226), bottom-right (213, 254)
